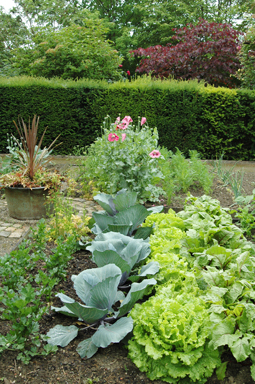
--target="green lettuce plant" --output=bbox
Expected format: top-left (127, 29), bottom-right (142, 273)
top-left (46, 264), bottom-right (156, 358)
top-left (128, 195), bottom-right (255, 382)
top-left (176, 195), bottom-right (255, 380)
top-left (77, 116), bottom-right (165, 202)
top-left (128, 280), bottom-right (221, 384)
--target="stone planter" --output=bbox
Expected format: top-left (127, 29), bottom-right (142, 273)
top-left (4, 186), bottom-right (53, 220)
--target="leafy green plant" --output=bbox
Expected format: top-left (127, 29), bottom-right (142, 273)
top-left (87, 189), bottom-right (163, 238)
top-left (128, 194), bottom-right (255, 382)
top-left (46, 191), bottom-right (91, 241)
top-left (128, 280), bottom-right (221, 384)
top-left (233, 189), bottom-right (255, 238)
top-left (46, 264), bottom-right (156, 358)
top-left (177, 195), bottom-right (255, 380)
top-left (77, 115), bottom-right (165, 202)
top-left (158, 148), bottom-right (214, 203)
top-left (87, 232), bottom-right (159, 286)
top-left (0, 219), bottom-right (78, 364)
top-left (0, 115), bottom-right (63, 189)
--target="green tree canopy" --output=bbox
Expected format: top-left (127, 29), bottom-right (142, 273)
top-left (10, 11), bottom-right (122, 80)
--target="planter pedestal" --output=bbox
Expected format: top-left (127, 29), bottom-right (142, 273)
top-left (5, 187), bottom-right (53, 220)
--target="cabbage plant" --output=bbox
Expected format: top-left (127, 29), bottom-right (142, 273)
top-left (87, 232), bottom-right (159, 285)
top-left (90, 189), bottom-right (163, 238)
top-left (46, 264), bottom-right (156, 358)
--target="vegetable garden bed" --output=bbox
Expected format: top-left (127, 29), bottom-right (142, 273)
top-left (1, 170), bottom-right (255, 384)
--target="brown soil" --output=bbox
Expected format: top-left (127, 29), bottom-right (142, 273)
top-left (0, 169), bottom-right (255, 384)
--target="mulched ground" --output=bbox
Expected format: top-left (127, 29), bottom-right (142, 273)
top-left (1, 171), bottom-right (255, 384)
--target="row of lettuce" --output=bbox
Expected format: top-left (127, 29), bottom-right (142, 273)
top-left (46, 189), bottom-right (255, 383)
top-left (129, 194), bottom-right (255, 383)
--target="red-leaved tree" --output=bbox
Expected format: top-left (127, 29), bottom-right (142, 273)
top-left (131, 19), bottom-right (243, 87)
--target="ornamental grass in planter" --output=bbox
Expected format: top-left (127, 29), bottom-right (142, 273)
top-left (0, 115), bottom-right (64, 220)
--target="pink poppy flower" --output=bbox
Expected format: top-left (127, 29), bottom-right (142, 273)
top-left (123, 116), bottom-right (133, 124)
top-left (117, 116), bottom-right (133, 130)
top-left (141, 117), bottom-right (146, 126)
top-left (115, 116), bottom-right (120, 126)
top-left (119, 64), bottom-right (123, 68)
top-left (127, 70), bottom-right (131, 76)
top-left (149, 150), bottom-right (161, 158)
top-left (121, 133), bottom-right (126, 142)
top-left (108, 133), bottom-right (119, 142)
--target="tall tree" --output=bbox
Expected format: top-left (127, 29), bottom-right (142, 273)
top-left (131, 19), bottom-right (242, 88)
top-left (11, 13), bottom-right (122, 80)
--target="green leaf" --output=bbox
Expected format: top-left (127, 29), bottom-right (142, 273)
top-left (93, 250), bottom-right (137, 275)
top-left (46, 325), bottom-right (78, 347)
top-left (88, 275), bottom-right (123, 310)
top-left (108, 223), bottom-right (132, 235)
top-left (76, 338), bottom-right (98, 359)
top-left (216, 361), bottom-right (228, 380)
top-left (147, 206), bottom-right (164, 214)
top-left (118, 278), bottom-right (157, 317)
top-left (114, 205), bottom-right (150, 235)
top-left (92, 212), bottom-right (114, 233)
top-left (64, 302), bottom-right (108, 324)
top-left (226, 282), bottom-right (243, 304)
top-left (128, 262), bottom-right (159, 283)
top-left (211, 332), bottom-right (240, 349)
top-left (113, 191), bottom-right (138, 211)
top-left (89, 232), bottom-right (151, 266)
top-left (134, 226), bottom-right (153, 239)
top-left (51, 305), bottom-right (79, 318)
top-left (139, 262), bottom-right (159, 277)
top-left (71, 264), bottom-right (121, 305)
top-left (92, 317), bottom-right (133, 348)
top-left (230, 336), bottom-right (251, 362)
top-left (251, 364), bottom-right (255, 380)
top-left (93, 193), bottom-right (117, 216)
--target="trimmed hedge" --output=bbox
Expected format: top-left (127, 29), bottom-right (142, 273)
top-left (0, 76), bottom-right (255, 160)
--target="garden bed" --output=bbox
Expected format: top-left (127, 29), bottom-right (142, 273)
top-left (2, 250), bottom-right (254, 384)
top-left (0, 169), bottom-right (255, 384)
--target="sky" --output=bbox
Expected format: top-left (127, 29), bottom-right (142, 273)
top-left (0, 0), bottom-right (15, 12)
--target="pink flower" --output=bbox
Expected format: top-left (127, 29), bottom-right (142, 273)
top-left (119, 64), bottom-right (123, 68)
top-left (149, 150), bottom-right (161, 158)
top-left (141, 117), bottom-right (146, 126)
top-left (115, 116), bottom-right (120, 126)
top-left (108, 133), bottom-right (119, 142)
top-left (127, 70), bottom-right (131, 76)
top-left (123, 116), bottom-right (133, 124)
top-left (121, 133), bottom-right (126, 142)
top-left (117, 116), bottom-right (133, 130)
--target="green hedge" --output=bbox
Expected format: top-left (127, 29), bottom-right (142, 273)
top-left (0, 76), bottom-right (255, 160)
